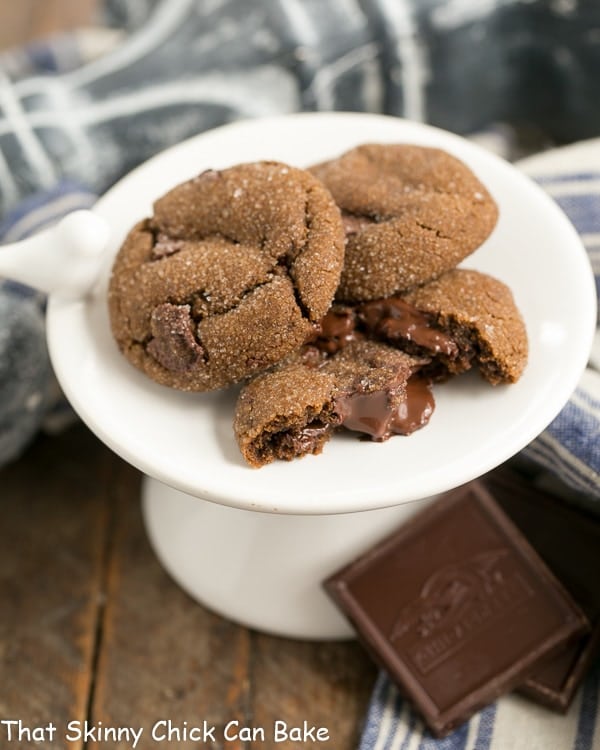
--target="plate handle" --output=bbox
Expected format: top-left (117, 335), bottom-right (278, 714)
top-left (0, 210), bottom-right (110, 299)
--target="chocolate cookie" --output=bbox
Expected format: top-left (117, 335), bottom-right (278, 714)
top-left (360, 269), bottom-right (528, 384)
top-left (234, 361), bottom-right (338, 467)
top-left (234, 339), bottom-right (432, 467)
top-left (310, 144), bottom-right (498, 301)
top-left (108, 161), bottom-right (345, 391)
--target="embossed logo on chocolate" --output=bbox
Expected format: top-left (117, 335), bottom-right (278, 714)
top-left (389, 550), bottom-right (533, 675)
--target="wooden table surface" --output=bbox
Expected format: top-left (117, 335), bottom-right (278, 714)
top-left (0, 424), bottom-right (376, 750)
top-left (0, 0), bottom-right (97, 51)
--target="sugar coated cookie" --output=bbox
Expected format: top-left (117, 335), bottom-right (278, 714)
top-left (311, 144), bottom-right (498, 301)
top-left (108, 161), bottom-right (345, 390)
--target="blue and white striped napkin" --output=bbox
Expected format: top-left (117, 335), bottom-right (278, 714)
top-left (360, 664), bottom-right (600, 750)
top-left (518, 143), bottom-right (600, 501)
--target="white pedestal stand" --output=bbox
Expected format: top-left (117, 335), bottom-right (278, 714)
top-left (142, 477), bottom-right (432, 640)
top-left (34, 115), bottom-right (595, 642)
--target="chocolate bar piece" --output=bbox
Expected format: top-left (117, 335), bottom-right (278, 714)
top-left (324, 482), bottom-right (588, 737)
top-left (484, 467), bottom-right (600, 712)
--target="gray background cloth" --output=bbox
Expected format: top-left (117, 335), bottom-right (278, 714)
top-left (2, 0), bottom-right (600, 217)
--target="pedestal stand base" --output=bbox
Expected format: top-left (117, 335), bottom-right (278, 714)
top-left (142, 477), bottom-right (433, 640)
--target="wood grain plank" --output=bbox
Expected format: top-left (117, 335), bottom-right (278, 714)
top-left (28, 0), bottom-right (98, 41)
top-left (0, 424), bottom-right (375, 750)
top-left (0, 425), bottom-right (114, 750)
top-left (0, 2), bottom-right (35, 51)
top-left (88, 464), bottom-right (254, 750)
top-left (88, 461), bottom-right (375, 750)
top-left (0, 0), bottom-right (98, 51)
top-left (249, 635), bottom-right (376, 749)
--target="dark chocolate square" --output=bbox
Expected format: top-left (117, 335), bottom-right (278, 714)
top-left (484, 467), bottom-right (600, 711)
top-left (324, 481), bottom-right (589, 737)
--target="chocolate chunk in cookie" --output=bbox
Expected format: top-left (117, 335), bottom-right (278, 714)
top-left (306, 304), bottom-right (361, 354)
top-left (311, 144), bottom-right (498, 301)
top-left (108, 161), bottom-right (345, 391)
top-left (322, 340), bottom-right (432, 441)
top-left (146, 303), bottom-right (204, 372)
top-left (359, 269), bottom-right (528, 385)
top-left (234, 339), bottom-right (432, 467)
top-left (358, 297), bottom-right (458, 358)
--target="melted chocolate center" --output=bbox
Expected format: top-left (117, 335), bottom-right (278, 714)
top-left (390, 376), bottom-right (435, 435)
top-left (359, 298), bottom-right (458, 357)
top-left (275, 422), bottom-right (332, 454)
top-left (308, 307), bottom-right (358, 354)
top-left (337, 375), bottom-right (435, 441)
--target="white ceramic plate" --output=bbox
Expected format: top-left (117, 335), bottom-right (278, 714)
top-left (47, 113), bottom-right (597, 514)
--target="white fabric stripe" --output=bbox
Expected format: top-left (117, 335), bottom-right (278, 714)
top-left (389, 700), bottom-right (412, 750)
top-left (44, 80), bottom-right (97, 178)
top-left (14, 0), bottom-right (195, 96)
top-left (329, 0), bottom-right (371, 26)
top-left (517, 138), bottom-right (600, 178)
top-left (2, 192), bottom-right (95, 243)
top-left (279, 0), bottom-right (319, 46)
top-left (0, 71), bottom-right (299, 137)
top-left (572, 381), bottom-right (600, 415)
top-left (542, 413), bottom-right (599, 471)
top-left (431, 0), bottom-right (513, 30)
top-left (310, 43), bottom-right (382, 110)
top-left (464, 710), bottom-right (483, 750)
top-left (405, 717), bottom-right (425, 750)
top-left (489, 692), bottom-right (582, 750)
top-left (377, 0), bottom-right (428, 121)
top-left (526, 436), bottom-right (596, 492)
top-left (524, 442), bottom-right (576, 483)
top-left (524, 444), bottom-right (591, 495)
top-left (542, 179), bottom-right (600, 197)
top-left (580, 232), bottom-right (600, 247)
top-left (0, 74), bottom-right (56, 187)
top-left (0, 140), bottom-right (19, 205)
top-left (373, 683), bottom-right (398, 750)
top-left (528, 435), bottom-right (593, 486)
top-left (589, 330), bottom-right (600, 371)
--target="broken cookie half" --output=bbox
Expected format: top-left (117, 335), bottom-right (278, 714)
top-left (314, 268), bottom-right (528, 386)
top-left (234, 340), bottom-right (432, 468)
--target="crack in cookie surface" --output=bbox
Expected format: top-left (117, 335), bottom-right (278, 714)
top-left (108, 161), bottom-right (345, 391)
top-left (310, 144), bottom-right (498, 301)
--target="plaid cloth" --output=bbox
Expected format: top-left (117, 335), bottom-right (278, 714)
top-left (360, 663), bottom-right (600, 750)
top-left (0, 31), bottom-right (113, 455)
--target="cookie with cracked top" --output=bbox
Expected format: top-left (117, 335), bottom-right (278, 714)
top-left (310, 143), bottom-right (498, 301)
top-left (108, 161), bottom-right (345, 391)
